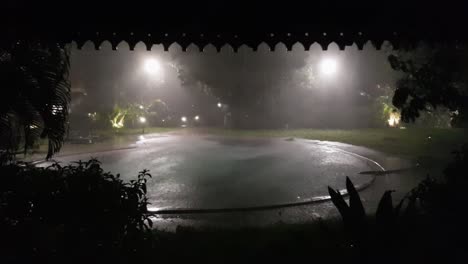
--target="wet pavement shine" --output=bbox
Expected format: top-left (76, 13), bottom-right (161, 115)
top-left (44, 133), bottom-right (422, 229)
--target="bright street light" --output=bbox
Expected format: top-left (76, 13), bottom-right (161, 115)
top-left (194, 115), bottom-right (200, 121)
top-left (143, 58), bottom-right (162, 75)
top-left (181, 116), bottom-right (187, 122)
top-left (217, 102), bottom-right (222, 108)
top-left (139, 105), bottom-right (144, 110)
top-left (139, 116), bottom-right (147, 123)
top-left (319, 58), bottom-right (338, 77)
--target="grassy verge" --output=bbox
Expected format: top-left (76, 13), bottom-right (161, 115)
top-left (194, 127), bottom-right (468, 162)
top-left (94, 127), bottom-right (180, 137)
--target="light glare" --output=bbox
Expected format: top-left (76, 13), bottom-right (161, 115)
top-left (319, 58), bottom-right (338, 76)
top-left (388, 112), bottom-right (400, 127)
top-left (144, 58), bottom-right (161, 75)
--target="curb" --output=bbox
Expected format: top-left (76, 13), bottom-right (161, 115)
top-left (30, 146), bottom-right (137, 165)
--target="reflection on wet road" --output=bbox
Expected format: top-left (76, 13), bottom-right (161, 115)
top-left (49, 135), bottom-right (378, 210)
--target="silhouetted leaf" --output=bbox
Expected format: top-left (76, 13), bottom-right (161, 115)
top-left (328, 186), bottom-right (349, 220)
top-left (346, 177), bottom-right (365, 219)
top-left (376, 190), bottom-right (395, 226)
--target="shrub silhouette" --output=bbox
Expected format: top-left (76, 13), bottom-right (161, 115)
top-left (328, 144), bottom-right (468, 261)
top-left (0, 159), bottom-right (153, 263)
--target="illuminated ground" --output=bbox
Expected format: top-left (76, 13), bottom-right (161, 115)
top-left (45, 134), bottom-right (381, 210)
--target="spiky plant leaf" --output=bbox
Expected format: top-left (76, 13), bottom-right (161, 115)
top-left (376, 190), bottom-right (396, 226)
top-left (328, 186), bottom-right (350, 220)
top-left (346, 176), bottom-right (366, 219)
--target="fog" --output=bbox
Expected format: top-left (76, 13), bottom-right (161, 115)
top-left (70, 42), bottom-right (405, 130)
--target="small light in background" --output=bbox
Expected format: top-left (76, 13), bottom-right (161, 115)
top-left (387, 112), bottom-right (400, 127)
top-left (139, 116), bottom-right (147, 123)
top-left (139, 105), bottom-right (144, 110)
top-left (194, 115), bottom-right (200, 121)
top-left (181, 116), bottom-right (187, 122)
top-left (217, 102), bottom-right (222, 108)
top-left (51, 105), bottom-right (63, 115)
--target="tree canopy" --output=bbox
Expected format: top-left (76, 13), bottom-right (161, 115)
top-left (0, 43), bottom-right (70, 160)
top-left (388, 44), bottom-right (468, 127)
top-left (172, 47), bottom-right (309, 128)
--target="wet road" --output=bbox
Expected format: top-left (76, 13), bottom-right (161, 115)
top-left (49, 134), bottom-right (380, 211)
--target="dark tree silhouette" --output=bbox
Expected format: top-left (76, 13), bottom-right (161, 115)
top-left (172, 48), bottom-right (308, 128)
top-left (0, 43), bottom-right (70, 160)
top-left (388, 45), bottom-right (468, 127)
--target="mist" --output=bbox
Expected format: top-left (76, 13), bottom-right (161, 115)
top-left (70, 42), bottom-right (403, 130)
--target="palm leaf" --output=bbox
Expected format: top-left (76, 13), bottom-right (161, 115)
top-left (0, 42), bottom-right (70, 160)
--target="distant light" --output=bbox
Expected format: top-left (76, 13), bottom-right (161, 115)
top-left (139, 116), bottom-right (147, 123)
top-left (194, 115), bottom-right (200, 121)
top-left (181, 116), bottom-right (187, 122)
top-left (144, 58), bottom-right (161, 75)
top-left (139, 105), bottom-right (144, 110)
top-left (112, 119), bottom-right (124, 129)
top-left (319, 58), bottom-right (338, 77)
top-left (29, 125), bottom-right (38, 129)
top-left (217, 102), bottom-right (222, 108)
top-left (162, 119), bottom-right (165, 122)
top-left (388, 112), bottom-right (400, 127)
top-left (51, 105), bottom-right (63, 115)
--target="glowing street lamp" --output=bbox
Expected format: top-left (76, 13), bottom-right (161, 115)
top-left (181, 116), bottom-right (187, 122)
top-left (143, 58), bottom-right (162, 75)
top-left (139, 116), bottom-right (147, 133)
top-left (217, 102), bottom-right (222, 108)
top-left (319, 58), bottom-right (338, 77)
top-left (194, 115), bottom-right (200, 121)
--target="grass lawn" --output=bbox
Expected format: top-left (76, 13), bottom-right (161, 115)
top-left (28, 127), bottom-right (467, 164)
top-left (95, 126), bottom-right (180, 137)
top-left (194, 127), bottom-right (468, 162)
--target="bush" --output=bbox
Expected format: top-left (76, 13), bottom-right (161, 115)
top-left (327, 144), bottom-right (468, 261)
top-left (0, 159), bottom-right (154, 263)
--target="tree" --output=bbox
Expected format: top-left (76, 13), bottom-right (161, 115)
top-left (147, 99), bottom-right (169, 126)
top-left (172, 47), bottom-right (308, 128)
top-left (388, 44), bottom-right (468, 127)
top-left (0, 43), bottom-right (71, 160)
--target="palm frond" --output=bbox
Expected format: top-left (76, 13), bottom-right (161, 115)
top-left (0, 42), bottom-right (71, 161)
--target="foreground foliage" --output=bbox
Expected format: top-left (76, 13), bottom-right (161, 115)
top-left (327, 144), bottom-right (468, 261)
top-left (0, 159), bottom-right (153, 263)
top-left (0, 43), bottom-right (70, 160)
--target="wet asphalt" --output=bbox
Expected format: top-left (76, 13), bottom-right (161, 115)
top-left (48, 133), bottom-right (426, 230)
